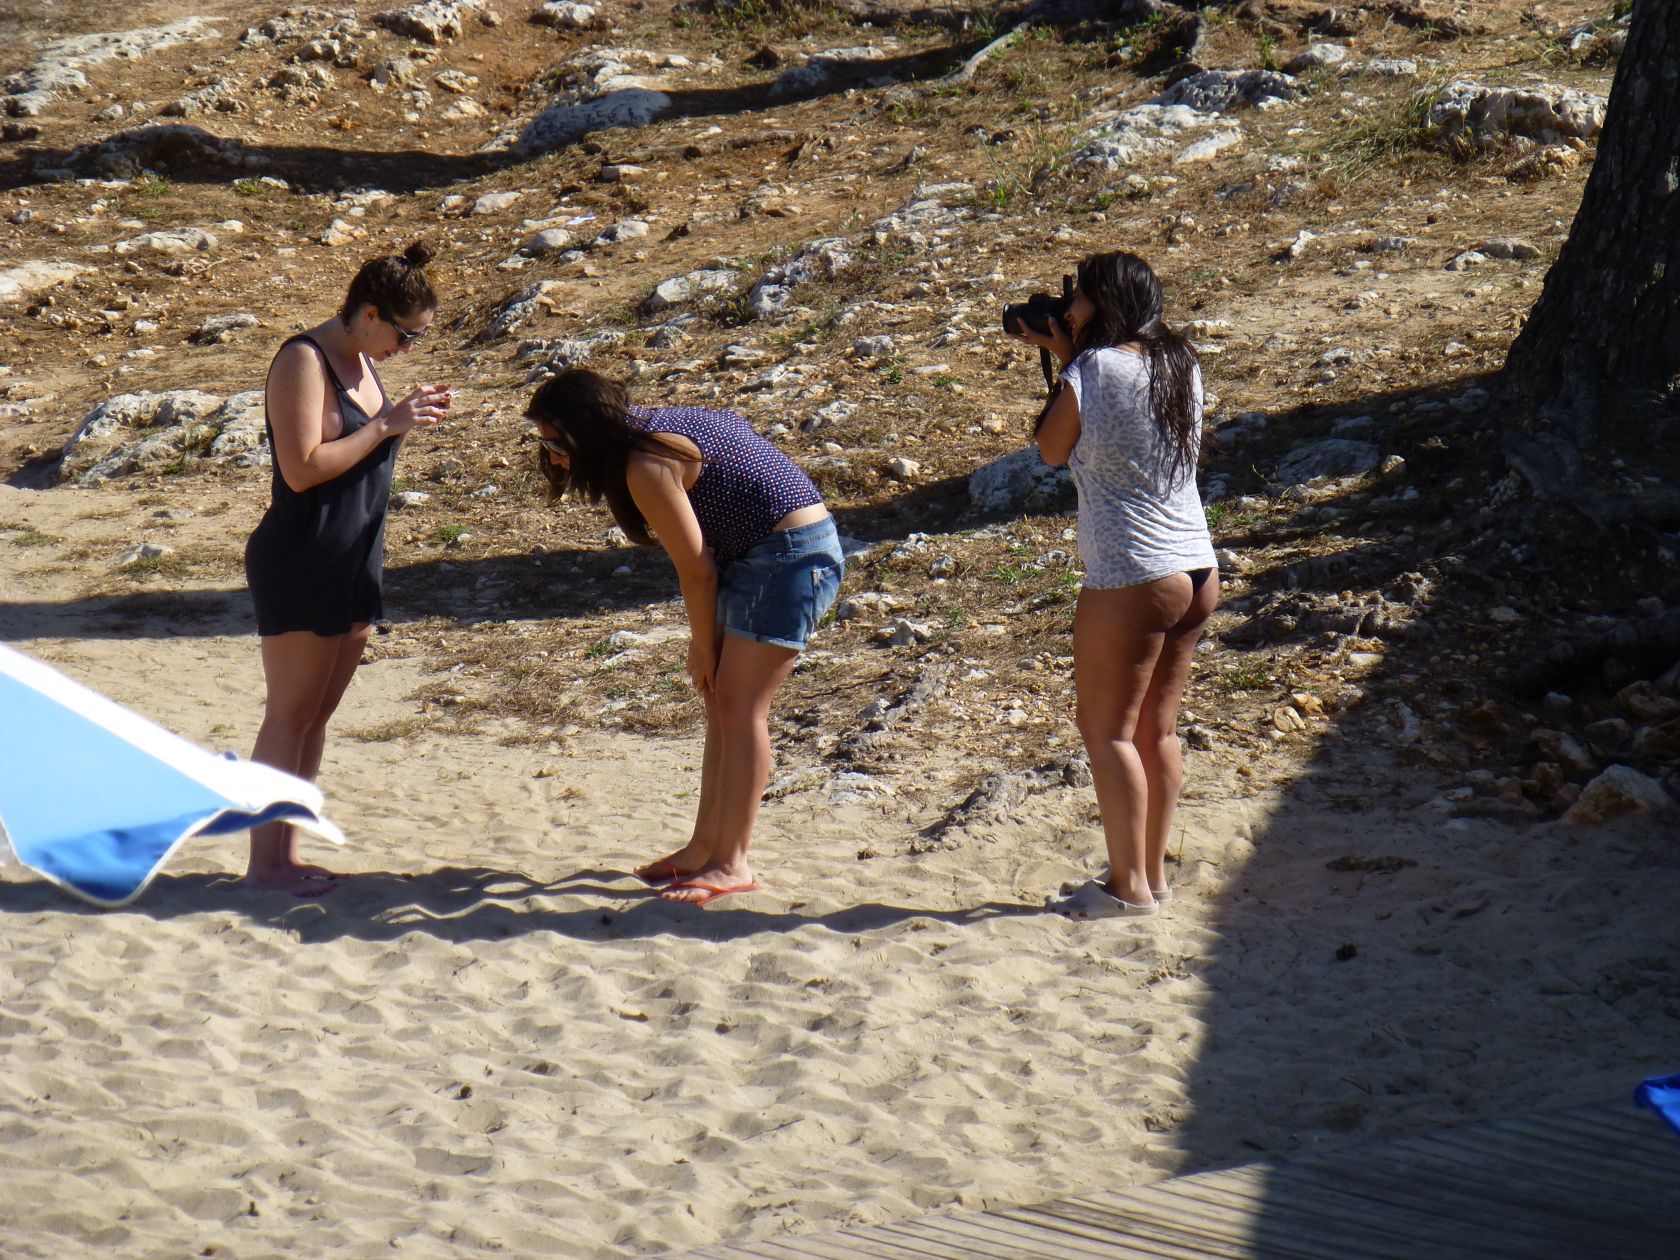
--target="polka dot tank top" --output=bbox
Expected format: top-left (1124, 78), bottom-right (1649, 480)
top-left (629, 405), bottom-right (823, 565)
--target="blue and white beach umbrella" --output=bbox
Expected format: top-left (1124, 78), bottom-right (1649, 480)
top-left (0, 643), bottom-right (343, 907)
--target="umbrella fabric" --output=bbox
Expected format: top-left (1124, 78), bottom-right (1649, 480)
top-left (1635, 1073), bottom-right (1680, 1144)
top-left (0, 644), bottom-right (342, 907)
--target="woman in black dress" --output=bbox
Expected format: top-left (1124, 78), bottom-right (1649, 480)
top-left (243, 242), bottom-right (451, 893)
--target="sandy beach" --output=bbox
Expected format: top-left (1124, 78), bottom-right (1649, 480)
top-left (3, 482), bottom-right (1676, 1258)
top-left (3, 0), bottom-right (1679, 1253)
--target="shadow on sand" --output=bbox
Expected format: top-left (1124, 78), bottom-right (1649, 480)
top-left (0, 863), bottom-right (1046, 945)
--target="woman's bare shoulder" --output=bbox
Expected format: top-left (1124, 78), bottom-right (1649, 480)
top-left (269, 336), bottom-right (330, 379)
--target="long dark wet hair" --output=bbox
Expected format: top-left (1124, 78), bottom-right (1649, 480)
top-left (526, 368), bottom-right (698, 545)
top-left (1045, 251), bottom-right (1202, 489)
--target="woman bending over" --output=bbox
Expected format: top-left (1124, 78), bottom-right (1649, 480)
top-left (1012, 251), bottom-right (1219, 919)
top-left (527, 369), bottom-right (844, 907)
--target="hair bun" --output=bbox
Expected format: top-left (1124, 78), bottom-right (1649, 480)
top-left (401, 240), bottom-right (434, 269)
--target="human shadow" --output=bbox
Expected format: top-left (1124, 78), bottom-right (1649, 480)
top-left (0, 469), bottom-right (1036, 643)
top-left (0, 862), bottom-right (1044, 945)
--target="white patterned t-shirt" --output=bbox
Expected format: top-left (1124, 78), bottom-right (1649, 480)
top-left (1060, 347), bottom-right (1216, 589)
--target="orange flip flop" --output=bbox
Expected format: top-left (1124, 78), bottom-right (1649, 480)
top-left (661, 878), bottom-right (760, 908)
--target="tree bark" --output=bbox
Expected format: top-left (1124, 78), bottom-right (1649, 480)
top-left (1499, 0), bottom-right (1680, 467)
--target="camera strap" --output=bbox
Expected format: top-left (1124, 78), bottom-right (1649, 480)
top-left (1039, 347), bottom-right (1058, 398)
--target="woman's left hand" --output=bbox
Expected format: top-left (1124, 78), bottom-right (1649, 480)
top-left (1010, 315), bottom-right (1076, 368)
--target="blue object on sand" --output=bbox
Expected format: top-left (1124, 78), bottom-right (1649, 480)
top-left (0, 644), bottom-right (343, 907)
top-left (1634, 1073), bottom-right (1680, 1143)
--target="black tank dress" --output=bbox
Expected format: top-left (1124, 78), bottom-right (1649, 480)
top-left (245, 335), bottom-right (398, 637)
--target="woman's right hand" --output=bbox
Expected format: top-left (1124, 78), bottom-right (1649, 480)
top-left (384, 384), bottom-right (452, 437)
top-left (1010, 315), bottom-right (1076, 368)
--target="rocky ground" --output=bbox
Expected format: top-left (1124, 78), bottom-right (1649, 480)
top-left (3, 0), bottom-right (1675, 837)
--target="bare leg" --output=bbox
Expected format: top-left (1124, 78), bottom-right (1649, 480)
top-left (635, 626), bottom-right (725, 882)
top-left (294, 625), bottom-right (371, 783)
top-left (1134, 573), bottom-right (1219, 895)
top-left (635, 699), bottom-right (722, 882)
top-left (244, 627), bottom-right (368, 893)
top-left (1073, 577), bottom-right (1195, 907)
top-left (661, 635), bottom-right (797, 904)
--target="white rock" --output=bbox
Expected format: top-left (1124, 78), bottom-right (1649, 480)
top-left (191, 313), bottom-right (260, 345)
top-left (114, 542), bottom-right (175, 567)
top-left (887, 457), bottom-right (920, 480)
top-left (206, 392), bottom-right (266, 458)
top-left (473, 190), bottom-right (523, 215)
top-left (1155, 68), bottom-right (1302, 113)
top-left (1428, 79), bottom-right (1607, 149)
top-left (520, 227), bottom-right (572, 256)
top-left (480, 279), bottom-right (564, 342)
top-left (113, 227), bottom-right (217, 256)
top-left (0, 260), bottom-right (87, 304)
top-left (886, 618), bottom-right (935, 647)
top-left (1563, 765), bottom-right (1674, 824)
top-left (969, 446), bottom-right (1073, 514)
top-left (1480, 237), bottom-right (1542, 260)
top-left (1286, 44), bottom-right (1349, 73)
top-left (643, 269), bottom-right (738, 313)
top-left (374, 1), bottom-right (486, 46)
top-left (4, 17), bottom-right (220, 117)
top-left (1177, 130), bottom-right (1244, 164)
top-left (1359, 59), bottom-right (1418, 78)
top-left (534, 2), bottom-right (598, 30)
top-left (596, 219), bottom-right (650, 244)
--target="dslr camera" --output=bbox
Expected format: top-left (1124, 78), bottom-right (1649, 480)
top-left (1001, 273), bottom-right (1074, 338)
top-left (1002, 273), bottom-right (1074, 395)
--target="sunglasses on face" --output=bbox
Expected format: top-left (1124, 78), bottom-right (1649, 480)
top-left (380, 312), bottom-right (427, 345)
top-left (533, 436), bottom-right (567, 457)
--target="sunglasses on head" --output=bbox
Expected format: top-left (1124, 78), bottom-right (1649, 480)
top-left (380, 311), bottom-right (427, 345)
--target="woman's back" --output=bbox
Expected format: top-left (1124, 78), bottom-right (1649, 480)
top-left (632, 404), bottom-right (820, 564)
top-left (1064, 346), bottom-right (1214, 588)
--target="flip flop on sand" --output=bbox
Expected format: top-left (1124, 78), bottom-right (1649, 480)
top-left (661, 878), bottom-right (759, 908)
top-left (633, 858), bottom-right (694, 887)
top-left (1048, 880), bottom-right (1158, 920)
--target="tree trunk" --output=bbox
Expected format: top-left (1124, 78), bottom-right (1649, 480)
top-left (1499, 0), bottom-right (1680, 478)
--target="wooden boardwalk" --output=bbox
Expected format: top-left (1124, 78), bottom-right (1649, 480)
top-left (660, 1098), bottom-right (1679, 1259)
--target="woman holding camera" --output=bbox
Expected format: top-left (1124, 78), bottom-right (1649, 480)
top-left (526, 369), bottom-right (843, 907)
top-left (243, 241), bottom-right (453, 894)
top-left (1011, 251), bottom-right (1218, 919)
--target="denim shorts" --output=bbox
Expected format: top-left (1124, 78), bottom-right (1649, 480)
top-left (718, 517), bottom-right (845, 651)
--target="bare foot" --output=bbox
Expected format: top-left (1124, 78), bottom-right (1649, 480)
top-left (633, 847), bottom-right (710, 886)
top-left (659, 864), bottom-right (756, 907)
top-left (241, 863), bottom-right (340, 897)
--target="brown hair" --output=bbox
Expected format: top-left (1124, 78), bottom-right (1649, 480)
top-left (526, 369), bottom-right (697, 546)
top-left (1039, 251), bottom-right (1202, 489)
top-left (338, 240), bottom-right (437, 325)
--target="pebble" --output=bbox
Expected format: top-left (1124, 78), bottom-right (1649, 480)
top-left (473, 191), bottom-right (523, 215)
top-left (114, 542), bottom-right (174, 567)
